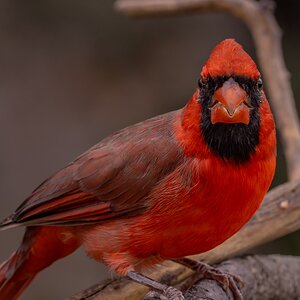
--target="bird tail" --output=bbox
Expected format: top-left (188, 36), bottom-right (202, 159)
top-left (0, 250), bottom-right (35, 300)
top-left (0, 227), bottom-right (79, 300)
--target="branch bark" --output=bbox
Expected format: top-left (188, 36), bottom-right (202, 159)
top-left (69, 179), bottom-right (300, 300)
top-left (143, 254), bottom-right (300, 300)
top-left (69, 1), bottom-right (300, 299)
top-left (115, 0), bottom-right (300, 180)
top-left (183, 255), bottom-right (300, 300)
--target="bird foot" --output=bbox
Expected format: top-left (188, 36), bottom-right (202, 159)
top-left (200, 264), bottom-right (243, 300)
top-left (127, 271), bottom-right (185, 300)
top-left (144, 287), bottom-right (185, 300)
top-left (173, 258), bottom-right (243, 300)
top-left (164, 286), bottom-right (185, 300)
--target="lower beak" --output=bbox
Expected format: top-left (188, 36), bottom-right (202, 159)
top-left (210, 78), bottom-right (252, 125)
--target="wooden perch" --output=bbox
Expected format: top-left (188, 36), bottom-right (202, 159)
top-left (69, 1), bottom-right (300, 299)
top-left (70, 178), bottom-right (300, 300)
top-left (183, 254), bottom-right (300, 300)
top-left (115, 0), bottom-right (300, 180)
top-left (143, 254), bottom-right (300, 300)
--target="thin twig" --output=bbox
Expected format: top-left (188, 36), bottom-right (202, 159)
top-left (69, 1), bottom-right (300, 299)
top-left (115, 0), bottom-right (300, 180)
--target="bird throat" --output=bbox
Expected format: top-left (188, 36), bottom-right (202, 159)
top-left (199, 76), bottom-right (261, 164)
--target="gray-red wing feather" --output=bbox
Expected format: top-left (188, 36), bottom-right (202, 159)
top-left (1, 111), bottom-right (183, 227)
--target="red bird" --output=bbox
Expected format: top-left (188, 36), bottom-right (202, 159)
top-left (0, 39), bottom-right (276, 300)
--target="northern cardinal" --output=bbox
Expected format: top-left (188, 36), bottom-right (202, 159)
top-left (0, 39), bottom-right (276, 300)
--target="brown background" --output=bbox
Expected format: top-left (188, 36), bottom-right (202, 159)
top-left (0, 1), bottom-right (299, 299)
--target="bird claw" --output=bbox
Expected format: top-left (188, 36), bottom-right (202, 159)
top-left (173, 258), bottom-right (243, 300)
top-left (164, 286), bottom-right (185, 300)
top-left (144, 287), bottom-right (185, 300)
top-left (144, 290), bottom-right (168, 300)
top-left (199, 265), bottom-right (244, 300)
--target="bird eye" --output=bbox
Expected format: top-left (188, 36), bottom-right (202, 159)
top-left (257, 77), bottom-right (263, 89)
top-left (197, 78), bottom-right (204, 89)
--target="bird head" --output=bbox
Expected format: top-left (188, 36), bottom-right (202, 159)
top-left (197, 39), bottom-right (266, 163)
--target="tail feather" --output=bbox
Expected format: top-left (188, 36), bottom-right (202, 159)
top-left (0, 250), bottom-right (35, 300)
top-left (0, 227), bottom-right (79, 300)
top-left (0, 251), bottom-right (19, 285)
top-left (0, 277), bottom-right (34, 300)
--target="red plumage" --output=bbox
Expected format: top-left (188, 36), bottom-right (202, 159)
top-left (0, 39), bottom-right (276, 299)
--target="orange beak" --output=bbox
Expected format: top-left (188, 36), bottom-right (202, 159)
top-left (210, 78), bottom-right (253, 125)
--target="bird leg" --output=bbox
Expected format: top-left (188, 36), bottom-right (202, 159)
top-left (127, 271), bottom-right (185, 300)
top-left (173, 257), bottom-right (244, 300)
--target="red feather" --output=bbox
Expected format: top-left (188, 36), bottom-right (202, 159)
top-left (0, 39), bottom-right (276, 298)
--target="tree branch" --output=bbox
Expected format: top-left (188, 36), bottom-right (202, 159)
top-left (143, 254), bottom-right (300, 299)
top-left (115, 0), bottom-right (300, 180)
top-left (183, 255), bottom-right (300, 300)
top-left (69, 1), bottom-right (300, 299)
top-left (69, 179), bottom-right (300, 300)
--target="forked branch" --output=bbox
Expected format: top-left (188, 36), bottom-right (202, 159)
top-left (69, 1), bottom-right (300, 299)
top-left (115, 0), bottom-right (300, 180)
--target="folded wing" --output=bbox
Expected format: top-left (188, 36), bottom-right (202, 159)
top-left (1, 112), bottom-right (183, 227)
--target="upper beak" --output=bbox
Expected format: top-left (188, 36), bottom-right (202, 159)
top-left (210, 78), bottom-right (253, 125)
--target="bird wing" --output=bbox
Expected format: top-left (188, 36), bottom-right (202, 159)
top-left (1, 112), bottom-right (183, 227)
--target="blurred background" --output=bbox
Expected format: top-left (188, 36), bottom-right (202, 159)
top-left (0, 0), bottom-right (299, 299)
